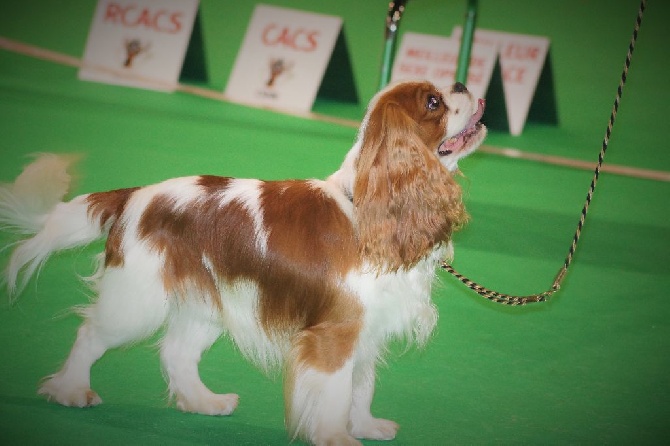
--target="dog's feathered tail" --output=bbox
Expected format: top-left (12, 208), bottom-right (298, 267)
top-left (0, 154), bottom-right (106, 298)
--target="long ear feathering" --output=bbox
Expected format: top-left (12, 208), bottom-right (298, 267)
top-left (353, 101), bottom-right (468, 273)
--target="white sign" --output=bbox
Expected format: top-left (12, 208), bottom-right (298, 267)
top-left (79, 0), bottom-right (200, 91)
top-left (225, 4), bottom-right (343, 112)
top-left (390, 31), bottom-right (498, 102)
top-left (453, 26), bottom-right (551, 135)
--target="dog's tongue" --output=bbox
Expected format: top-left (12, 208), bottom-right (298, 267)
top-left (439, 99), bottom-right (485, 155)
top-left (467, 98), bottom-right (486, 128)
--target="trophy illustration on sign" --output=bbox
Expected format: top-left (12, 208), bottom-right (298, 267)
top-left (123, 39), bottom-right (150, 68)
top-left (266, 58), bottom-right (294, 88)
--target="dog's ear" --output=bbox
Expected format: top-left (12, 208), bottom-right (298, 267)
top-left (353, 101), bottom-right (467, 272)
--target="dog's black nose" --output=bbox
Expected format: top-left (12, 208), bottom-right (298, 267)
top-left (452, 82), bottom-right (467, 93)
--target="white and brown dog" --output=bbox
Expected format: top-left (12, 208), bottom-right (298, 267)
top-left (0, 81), bottom-right (485, 445)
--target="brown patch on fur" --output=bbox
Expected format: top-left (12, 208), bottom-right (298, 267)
top-left (87, 188), bottom-right (139, 267)
top-left (354, 81), bottom-right (468, 272)
top-left (104, 224), bottom-right (126, 268)
top-left (87, 188), bottom-right (139, 227)
top-left (137, 178), bottom-right (238, 310)
top-left (197, 175), bottom-right (233, 191)
top-left (137, 177), bottom-right (362, 334)
top-left (257, 180), bottom-right (361, 333)
top-left (291, 320), bottom-right (362, 372)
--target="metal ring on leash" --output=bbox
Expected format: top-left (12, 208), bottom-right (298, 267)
top-left (442, 0), bottom-right (647, 305)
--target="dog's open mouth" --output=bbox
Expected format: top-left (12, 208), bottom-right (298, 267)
top-left (438, 98), bottom-right (486, 156)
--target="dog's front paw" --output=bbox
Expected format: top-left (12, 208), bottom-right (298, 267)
top-left (176, 392), bottom-right (239, 416)
top-left (38, 376), bottom-right (102, 408)
top-left (313, 433), bottom-right (363, 446)
top-left (349, 417), bottom-right (399, 441)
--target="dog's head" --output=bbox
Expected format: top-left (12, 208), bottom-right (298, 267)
top-left (359, 80), bottom-right (486, 172)
top-left (349, 80), bottom-right (486, 271)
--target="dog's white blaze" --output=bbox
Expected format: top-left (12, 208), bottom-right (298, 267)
top-left (444, 88), bottom-right (478, 138)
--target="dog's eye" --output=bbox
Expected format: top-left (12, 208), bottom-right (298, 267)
top-left (426, 95), bottom-right (441, 111)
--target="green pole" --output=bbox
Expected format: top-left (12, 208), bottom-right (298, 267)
top-left (456, 0), bottom-right (478, 84)
top-left (379, 38), bottom-right (395, 91)
top-left (379, 1), bottom-right (407, 90)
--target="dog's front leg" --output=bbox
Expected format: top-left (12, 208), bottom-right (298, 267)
top-left (284, 323), bottom-right (361, 446)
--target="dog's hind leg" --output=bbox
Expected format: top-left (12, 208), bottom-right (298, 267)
top-left (38, 251), bottom-right (169, 407)
top-left (159, 300), bottom-right (238, 416)
top-left (348, 357), bottom-right (399, 440)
